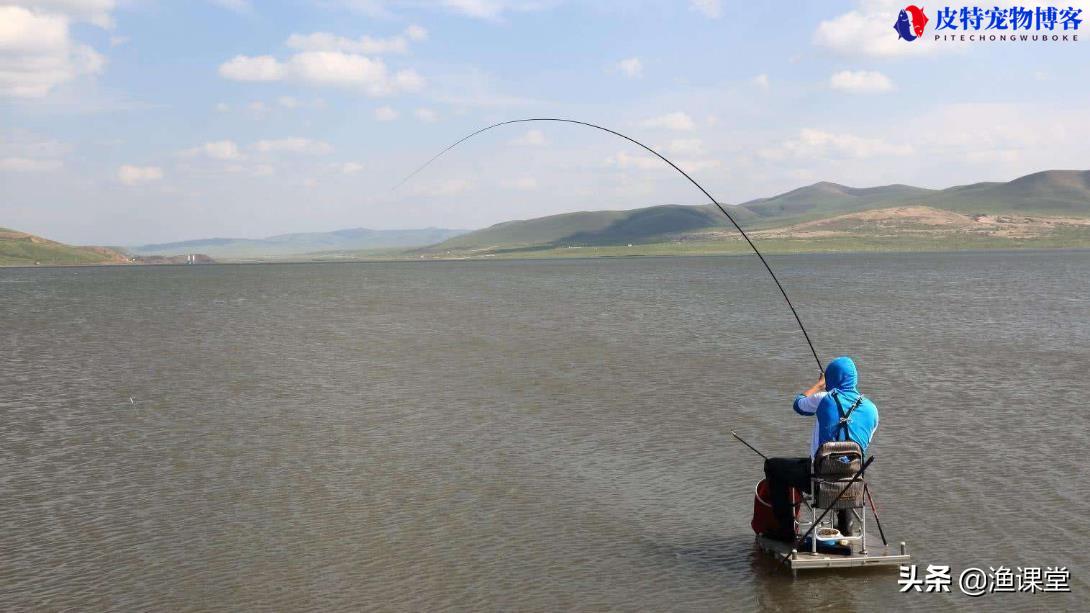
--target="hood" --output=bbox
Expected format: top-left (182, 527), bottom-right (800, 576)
top-left (824, 356), bottom-right (858, 392)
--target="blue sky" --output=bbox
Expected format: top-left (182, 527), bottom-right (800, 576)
top-left (2, 0), bottom-right (1088, 244)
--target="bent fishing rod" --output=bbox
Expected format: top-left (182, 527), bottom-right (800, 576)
top-left (396, 118), bottom-right (824, 374)
top-left (730, 431), bottom-right (768, 460)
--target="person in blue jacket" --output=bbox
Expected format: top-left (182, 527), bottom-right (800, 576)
top-left (763, 356), bottom-right (879, 541)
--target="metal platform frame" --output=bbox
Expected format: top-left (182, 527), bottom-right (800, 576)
top-left (756, 535), bottom-right (910, 572)
top-left (756, 474), bottom-right (911, 573)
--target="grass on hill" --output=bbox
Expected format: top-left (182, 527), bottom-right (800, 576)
top-left (0, 227), bottom-right (126, 266)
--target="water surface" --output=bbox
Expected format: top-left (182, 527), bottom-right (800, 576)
top-left (2, 251), bottom-right (1087, 611)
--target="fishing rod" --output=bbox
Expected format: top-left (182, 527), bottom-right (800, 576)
top-left (734, 429), bottom-right (891, 548)
top-left (397, 118), bottom-right (824, 374)
top-left (730, 431), bottom-right (768, 460)
top-left (864, 484), bottom-right (888, 546)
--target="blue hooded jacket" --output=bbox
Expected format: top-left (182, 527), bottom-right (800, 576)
top-left (792, 356), bottom-right (879, 455)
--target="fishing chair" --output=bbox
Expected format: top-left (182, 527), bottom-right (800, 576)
top-left (799, 441), bottom-right (869, 554)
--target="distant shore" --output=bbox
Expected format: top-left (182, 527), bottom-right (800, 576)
top-left (7, 240), bottom-right (1090, 268)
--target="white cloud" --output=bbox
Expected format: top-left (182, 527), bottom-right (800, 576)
top-left (689, 0), bottom-right (722, 19)
top-left (438, 0), bottom-right (533, 20)
top-left (220, 51), bottom-right (424, 96)
top-left (0, 6), bottom-right (106, 98)
top-left (829, 70), bottom-right (894, 93)
top-left (442, 0), bottom-right (499, 18)
top-left (330, 0), bottom-right (547, 20)
top-left (761, 128), bottom-right (913, 160)
top-left (253, 137), bottom-right (334, 155)
top-left (182, 140), bottom-right (242, 160)
top-left (753, 73), bottom-right (770, 89)
top-left (0, 157), bottom-right (63, 172)
top-left (218, 55), bottom-right (284, 81)
top-left (814, 8), bottom-right (910, 58)
top-left (286, 26), bottom-right (426, 55)
top-left (617, 57), bottom-right (642, 78)
top-left (374, 105), bottom-right (398, 121)
top-left (513, 129), bottom-right (546, 145)
top-left (215, 102), bottom-right (230, 112)
top-left (8, 0), bottom-right (117, 28)
top-left (639, 112), bottom-right (695, 131)
top-left (339, 161), bottom-right (365, 174)
top-left (208, 0), bottom-right (251, 12)
top-left (117, 165), bottom-right (163, 185)
top-left (391, 68), bottom-right (424, 92)
top-left (813, 2), bottom-right (976, 58)
top-left (414, 107), bottom-right (438, 122)
top-left (221, 162), bottom-right (282, 178)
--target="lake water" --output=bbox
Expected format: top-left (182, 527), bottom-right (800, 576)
top-left (2, 251), bottom-right (1087, 611)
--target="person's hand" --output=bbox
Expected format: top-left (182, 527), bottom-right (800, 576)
top-left (803, 374), bottom-right (825, 397)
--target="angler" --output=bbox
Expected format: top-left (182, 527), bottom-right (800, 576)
top-left (746, 355), bottom-right (906, 573)
top-left (762, 356), bottom-right (879, 543)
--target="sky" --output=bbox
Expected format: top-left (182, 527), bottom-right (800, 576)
top-left (1, 0), bottom-right (1088, 245)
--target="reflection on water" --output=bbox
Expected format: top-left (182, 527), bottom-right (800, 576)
top-left (1, 251), bottom-right (1087, 611)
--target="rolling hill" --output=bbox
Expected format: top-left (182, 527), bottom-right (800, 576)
top-left (9, 170), bottom-right (1089, 266)
top-left (426, 170), bottom-right (1090, 253)
top-left (432, 205), bottom-right (747, 251)
top-left (740, 182), bottom-right (936, 223)
top-left (918, 170), bottom-right (1090, 214)
top-left (0, 228), bottom-right (130, 266)
top-left (130, 227), bottom-right (468, 259)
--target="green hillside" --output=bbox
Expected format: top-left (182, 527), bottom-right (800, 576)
top-left (427, 170), bottom-right (1090, 253)
top-left (0, 228), bottom-right (128, 266)
top-left (739, 182), bottom-right (936, 224)
top-left (434, 205), bottom-right (754, 250)
top-left (433, 209), bottom-right (633, 250)
top-left (919, 170), bottom-right (1090, 215)
top-left (10, 170), bottom-right (1089, 265)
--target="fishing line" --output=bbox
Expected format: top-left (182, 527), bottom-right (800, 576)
top-left (397, 118), bottom-right (823, 373)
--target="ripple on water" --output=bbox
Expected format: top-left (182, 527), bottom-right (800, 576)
top-left (1, 252), bottom-right (1088, 611)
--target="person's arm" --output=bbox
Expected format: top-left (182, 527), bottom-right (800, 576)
top-left (792, 374), bottom-right (827, 416)
top-left (801, 374), bottom-right (825, 397)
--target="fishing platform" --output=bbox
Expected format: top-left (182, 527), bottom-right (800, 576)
top-left (747, 440), bottom-right (910, 574)
top-left (756, 535), bottom-right (910, 572)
